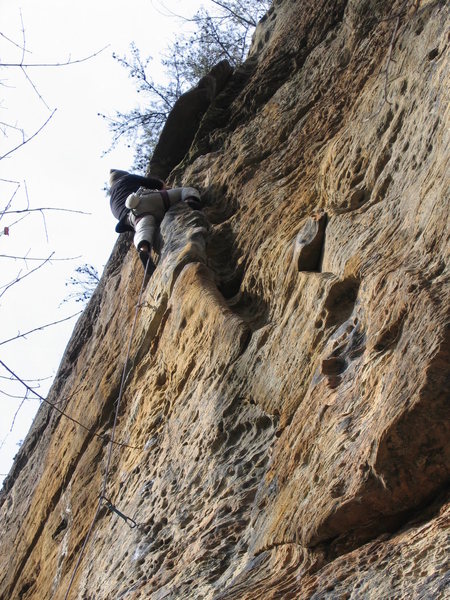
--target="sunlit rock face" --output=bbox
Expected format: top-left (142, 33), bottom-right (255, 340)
top-left (1, 1), bottom-right (449, 598)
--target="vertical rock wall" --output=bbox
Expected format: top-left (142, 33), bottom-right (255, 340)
top-left (0, 0), bottom-right (448, 598)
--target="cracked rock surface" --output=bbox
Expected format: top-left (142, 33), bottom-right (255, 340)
top-left (0, 0), bottom-right (449, 598)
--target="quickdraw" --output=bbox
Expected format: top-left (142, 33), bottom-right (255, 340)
top-left (100, 495), bottom-right (137, 529)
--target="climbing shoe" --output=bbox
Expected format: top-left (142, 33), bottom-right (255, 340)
top-left (139, 249), bottom-right (156, 276)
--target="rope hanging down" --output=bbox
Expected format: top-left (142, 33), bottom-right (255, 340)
top-left (64, 256), bottom-right (154, 600)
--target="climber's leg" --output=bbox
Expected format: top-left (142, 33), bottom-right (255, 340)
top-left (166, 187), bottom-right (202, 210)
top-left (127, 186), bottom-right (202, 215)
top-left (132, 214), bottom-right (156, 250)
top-left (127, 189), bottom-right (166, 221)
top-left (132, 214), bottom-right (157, 273)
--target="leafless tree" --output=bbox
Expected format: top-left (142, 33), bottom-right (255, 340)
top-left (1, 10), bottom-right (106, 160)
top-left (0, 12), bottom-right (105, 454)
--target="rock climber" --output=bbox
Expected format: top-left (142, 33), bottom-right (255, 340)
top-left (109, 169), bottom-right (202, 275)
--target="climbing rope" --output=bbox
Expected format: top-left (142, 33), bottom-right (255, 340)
top-left (64, 257), bottom-right (154, 600)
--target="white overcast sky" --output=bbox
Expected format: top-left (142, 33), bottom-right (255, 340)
top-left (0, 0), bottom-right (204, 485)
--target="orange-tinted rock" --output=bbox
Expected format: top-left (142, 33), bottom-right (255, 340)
top-left (1, 1), bottom-right (449, 599)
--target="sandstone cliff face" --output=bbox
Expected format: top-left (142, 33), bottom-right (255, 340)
top-left (1, 1), bottom-right (449, 599)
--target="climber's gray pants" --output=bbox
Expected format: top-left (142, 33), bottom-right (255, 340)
top-left (126, 186), bottom-right (200, 250)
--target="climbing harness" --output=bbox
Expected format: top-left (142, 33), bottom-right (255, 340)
top-left (159, 189), bottom-right (171, 211)
top-left (64, 255), bottom-right (154, 600)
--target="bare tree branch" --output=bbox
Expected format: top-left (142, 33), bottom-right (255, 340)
top-left (0, 182), bottom-right (21, 222)
top-left (19, 9), bottom-right (27, 65)
top-left (0, 177), bottom-right (20, 184)
top-left (1, 389), bottom-right (33, 399)
top-left (112, 46), bottom-right (176, 110)
top-left (0, 252), bottom-right (54, 298)
top-left (0, 374), bottom-right (52, 383)
top-left (0, 360), bottom-right (143, 449)
top-left (0, 122), bottom-right (23, 136)
top-left (0, 17), bottom-right (111, 461)
top-left (2, 207), bottom-right (90, 215)
top-left (149, 0), bottom-right (193, 21)
top-left (1, 213), bottom-right (30, 232)
top-left (0, 46), bottom-right (110, 68)
top-left (0, 109), bottom-right (57, 160)
top-left (0, 254), bottom-right (81, 261)
top-left (0, 31), bottom-right (31, 53)
top-left (20, 65), bottom-right (52, 110)
top-left (40, 206), bottom-right (49, 242)
top-left (0, 311), bottom-right (83, 347)
top-left (210, 0), bottom-right (258, 27)
top-left (9, 390), bottom-right (30, 433)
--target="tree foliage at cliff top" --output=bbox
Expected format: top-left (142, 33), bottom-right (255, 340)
top-left (102, 0), bottom-right (271, 171)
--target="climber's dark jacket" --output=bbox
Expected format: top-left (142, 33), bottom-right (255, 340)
top-left (110, 174), bottom-right (164, 232)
